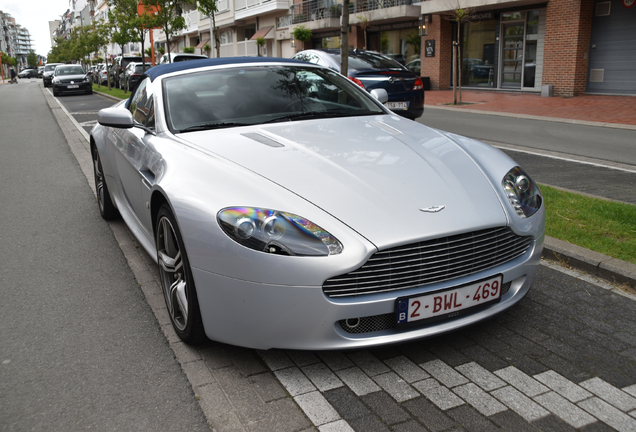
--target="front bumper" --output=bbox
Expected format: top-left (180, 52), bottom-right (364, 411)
top-left (53, 81), bottom-right (92, 94)
top-left (191, 235), bottom-right (543, 350)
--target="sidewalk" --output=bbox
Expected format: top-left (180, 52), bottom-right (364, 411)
top-left (424, 89), bottom-right (636, 127)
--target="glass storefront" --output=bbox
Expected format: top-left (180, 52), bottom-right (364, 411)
top-left (461, 19), bottom-right (496, 87)
top-left (459, 9), bottom-right (541, 90)
top-left (368, 24), bottom-right (420, 66)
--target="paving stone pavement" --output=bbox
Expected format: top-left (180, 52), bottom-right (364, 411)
top-left (47, 84), bottom-right (636, 431)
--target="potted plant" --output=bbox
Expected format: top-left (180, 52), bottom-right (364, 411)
top-left (292, 25), bottom-right (313, 43)
top-left (183, 46), bottom-right (195, 53)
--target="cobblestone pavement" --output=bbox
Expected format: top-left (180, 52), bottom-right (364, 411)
top-left (49, 84), bottom-right (636, 431)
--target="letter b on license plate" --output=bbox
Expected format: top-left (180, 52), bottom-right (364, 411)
top-left (396, 275), bottom-right (502, 325)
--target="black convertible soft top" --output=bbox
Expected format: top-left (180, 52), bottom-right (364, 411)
top-left (142, 56), bottom-right (308, 82)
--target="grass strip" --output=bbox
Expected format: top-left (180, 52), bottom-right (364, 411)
top-left (92, 83), bottom-right (130, 99)
top-left (541, 184), bottom-right (636, 265)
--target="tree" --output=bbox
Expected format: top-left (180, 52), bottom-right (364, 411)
top-left (356, 16), bottom-right (368, 50)
top-left (292, 25), bottom-right (312, 50)
top-left (110, 0), bottom-right (159, 75)
top-left (340, 0), bottom-right (350, 77)
top-left (27, 50), bottom-right (38, 68)
top-left (443, 6), bottom-right (474, 105)
top-left (142, 0), bottom-right (194, 63)
top-left (198, 0), bottom-right (220, 58)
top-left (256, 37), bottom-right (265, 57)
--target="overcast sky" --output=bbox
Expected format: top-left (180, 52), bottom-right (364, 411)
top-left (1, 0), bottom-right (71, 56)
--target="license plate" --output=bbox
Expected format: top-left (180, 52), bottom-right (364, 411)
top-left (67, 85), bottom-right (79, 89)
top-left (396, 275), bottom-right (503, 325)
top-left (385, 101), bottom-right (408, 110)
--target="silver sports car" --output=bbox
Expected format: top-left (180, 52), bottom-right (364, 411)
top-left (90, 57), bottom-right (544, 350)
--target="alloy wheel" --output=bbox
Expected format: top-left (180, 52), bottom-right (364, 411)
top-left (157, 216), bottom-right (189, 331)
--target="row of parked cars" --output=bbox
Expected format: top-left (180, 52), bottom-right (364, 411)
top-left (34, 50), bottom-right (425, 121)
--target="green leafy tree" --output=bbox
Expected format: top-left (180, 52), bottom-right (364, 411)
top-left (142, 0), bottom-right (194, 63)
top-left (198, 0), bottom-right (219, 58)
top-left (27, 50), bottom-right (39, 68)
top-left (256, 37), bottom-right (265, 57)
top-left (109, 2), bottom-right (139, 59)
top-left (110, 0), bottom-right (160, 72)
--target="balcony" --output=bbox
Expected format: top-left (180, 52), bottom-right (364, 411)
top-left (179, 10), bottom-right (199, 34)
top-left (290, 0), bottom-right (418, 29)
top-left (235, 0), bottom-right (290, 20)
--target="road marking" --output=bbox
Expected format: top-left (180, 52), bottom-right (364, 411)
top-left (491, 142), bottom-right (636, 174)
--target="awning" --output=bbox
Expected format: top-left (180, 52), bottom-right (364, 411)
top-left (195, 38), bottom-right (210, 49)
top-left (249, 26), bottom-right (274, 40)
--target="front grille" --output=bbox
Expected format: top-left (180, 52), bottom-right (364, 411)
top-left (324, 227), bottom-right (531, 298)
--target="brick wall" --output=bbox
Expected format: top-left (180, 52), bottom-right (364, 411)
top-left (421, 15), bottom-right (453, 90)
top-left (542, 0), bottom-right (594, 96)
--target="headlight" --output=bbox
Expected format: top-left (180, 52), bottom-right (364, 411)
top-left (502, 166), bottom-right (542, 218)
top-left (218, 207), bottom-right (343, 256)
top-left (83, 77), bottom-right (90, 83)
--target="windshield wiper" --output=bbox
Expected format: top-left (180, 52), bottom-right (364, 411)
top-left (179, 122), bottom-right (251, 132)
top-left (261, 110), bottom-right (377, 124)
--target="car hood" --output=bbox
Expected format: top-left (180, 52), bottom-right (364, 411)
top-left (180, 115), bottom-right (508, 248)
top-left (54, 74), bottom-right (87, 81)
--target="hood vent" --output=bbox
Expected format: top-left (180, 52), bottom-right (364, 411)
top-left (241, 132), bottom-right (284, 148)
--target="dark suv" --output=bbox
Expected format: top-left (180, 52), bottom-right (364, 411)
top-left (112, 55), bottom-right (143, 89)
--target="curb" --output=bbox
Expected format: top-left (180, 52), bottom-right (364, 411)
top-left (543, 236), bottom-right (636, 289)
top-left (92, 89), bottom-right (125, 102)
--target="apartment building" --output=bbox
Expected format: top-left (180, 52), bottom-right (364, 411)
top-left (147, 0), bottom-right (634, 97)
top-left (45, 0), bottom-right (633, 96)
top-left (0, 10), bottom-right (34, 69)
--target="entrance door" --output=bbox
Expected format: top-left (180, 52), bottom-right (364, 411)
top-left (501, 22), bottom-right (524, 88)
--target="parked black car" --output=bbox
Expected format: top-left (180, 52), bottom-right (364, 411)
top-left (51, 65), bottom-right (93, 96)
top-left (112, 55), bottom-right (143, 89)
top-left (42, 63), bottom-right (64, 87)
top-left (122, 62), bottom-right (152, 92)
top-left (18, 68), bottom-right (39, 78)
top-left (292, 49), bottom-right (424, 120)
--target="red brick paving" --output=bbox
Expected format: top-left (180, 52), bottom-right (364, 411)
top-left (424, 90), bottom-right (636, 126)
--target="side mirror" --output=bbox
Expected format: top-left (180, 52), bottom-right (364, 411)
top-left (97, 107), bottom-right (134, 129)
top-left (370, 88), bottom-right (389, 104)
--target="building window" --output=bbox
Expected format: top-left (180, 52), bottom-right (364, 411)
top-left (461, 18), bottom-right (496, 87)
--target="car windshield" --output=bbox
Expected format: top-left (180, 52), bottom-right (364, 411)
top-left (163, 65), bottom-right (386, 133)
top-left (134, 64), bottom-right (151, 74)
top-left (56, 66), bottom-right (85, 75)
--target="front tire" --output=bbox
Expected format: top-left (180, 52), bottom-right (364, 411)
top-left (91, 143), bottom-right (119, 220)
top-left (156, 205), bottom-right (206, 344)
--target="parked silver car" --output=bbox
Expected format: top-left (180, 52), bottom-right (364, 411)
top-left (90, 58), bottom-right (544, 350)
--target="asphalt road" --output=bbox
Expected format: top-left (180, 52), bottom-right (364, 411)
top-left (417, 108), bottom-right (636, 167)
top-left (0, 80), bottom-right (210, 431)
top-left (416, 108), bottom-right (636, 206)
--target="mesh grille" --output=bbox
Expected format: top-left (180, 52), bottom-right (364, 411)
top-left (324, 227), bottom-right (530, 298)
top-left (339, 281), bottom-right (512, 334)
